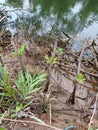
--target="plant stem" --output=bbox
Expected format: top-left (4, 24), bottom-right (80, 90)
top-left (18, 55), bottom-right (25, 75)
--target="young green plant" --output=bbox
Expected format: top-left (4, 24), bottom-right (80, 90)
top-left (56, 47), bottom-right (63, 55)
top-left (0, 62), bottom-right (16, 100)
top-left (15, 67), bottom-right (47, 100)
top-left (45, 55), bottom-right (57, 65)
top-left (76, 73), bottom-right (85, 83)
top-left (0, 62), bottom-right (47, 118)
top-left (11, 45), bottom-right (25, 74)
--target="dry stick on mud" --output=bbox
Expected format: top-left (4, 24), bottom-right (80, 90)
top-left (43, 39), bottom-right (58, 126)
top-left (64, 49), bottom-right (94, 66)
top-left (68, 44), bottom-right (86, 104)
top-left (88, 92), bottom-right (98, 130)
top-left (90, 40), bottom-right (98, 69)
top-left (2, 118), bottom-right (62, 130)
top-left (57, 62), bottom-right (98, 78)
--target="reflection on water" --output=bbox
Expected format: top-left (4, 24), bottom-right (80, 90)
top-left (0, 0), bottom-right (98, 44)
top-left (70, 1), bottom-right (83, 15)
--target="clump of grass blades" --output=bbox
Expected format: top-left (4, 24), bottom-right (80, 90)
top-left (15, 67), bottom-right (47, 100)
top-left (0, 62), bottom-right (47, 117)
top-left (0, 62), bottom-right (15, 99)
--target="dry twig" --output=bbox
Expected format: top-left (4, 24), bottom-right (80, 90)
top-left (2, 118), bottom-right (62, 130)
top-left (88, 92), bottom-right (98, 130)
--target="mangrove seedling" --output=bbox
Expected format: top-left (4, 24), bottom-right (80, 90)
top-left (76, 73), bottom-right (85, 83)
top-left (89, 127), bottom-right (98, 130)
top-left (11, 45), bottom-right (25, 74)
top-left (56, 47), bottom-right (63, 55)
top-left (45, 55), bottom-right (57, 65)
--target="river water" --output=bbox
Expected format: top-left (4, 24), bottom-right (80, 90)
top-left (0, 0), bottom-right (98, 50)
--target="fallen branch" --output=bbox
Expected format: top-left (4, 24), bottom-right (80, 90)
top-left (88, 92), bottom-right (98, 130)
top-left (90, 40), bottom-right (98, 69)
top-left (57, 63), bottom-right (98, 78)
top-left (2, 118), bottom-right (62, 130)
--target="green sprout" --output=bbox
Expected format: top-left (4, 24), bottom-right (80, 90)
top-left (0, 127), bottom-right (7, 130)
top-left (10, 45), bottom-right (25, 74)
top-left (0, 62), bottom-right (15, 99)
top-left (45, 55), bottom-right (57, 65)
top-left (11, 45), bottom-right (25, 57)
top-left (89, 127), bottom-right (98, 130)
top-left (56, 47), bottom-right (63, 55)
top-left (76, 73), bottom-right (85, 83)
top-left (11, 102), bottom-right (23, 118)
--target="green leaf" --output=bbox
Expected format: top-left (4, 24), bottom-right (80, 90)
top-left (76, 73), bottom-right (85, 83)
top-left (52, 57), bottom-right (57, 64)
top-left (10, 45), bottom-right (25, 57)
top-left (56, 47), bottom-right (63, 55)
top-left (45, 55), bottom-right (57, 64)
top-left (16, 103), bottom-right (23, 113)
top-left (14, 67), bottom-right (47, 100)
top-left (11, 113), bottom-right (17, 118)
top-left (18, 45), bottom-right (25, 56)
top-left (32, 67), bottom-right (39, 80)
top-left (28, 86), bottom-right (43, 95)
top-left (10, 52), bottom-right (17, 55)
top-left (0, 127), bottom-right (7, 130)
top-left (89, 127), bottom-right (94, 130)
